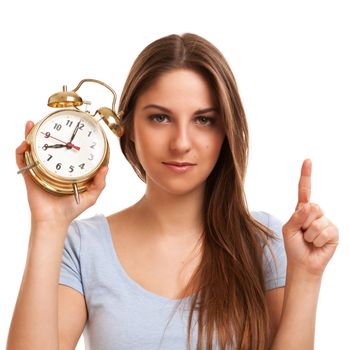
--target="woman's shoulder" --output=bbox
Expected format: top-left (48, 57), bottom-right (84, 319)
top-left (65, 205), bottom-right (137, 249)
top-left (70, 203), bottom-right (135, 235)
top-left (251, 211), bottom-right (285, 249)
top-left (64, 214), bottom-right (111, 253)
top-left (70, 213), bottom-right (107, 234)
top-left (251, 212), bottom-right (287, 290)
top-left (251, 211), bottom-right (284, 237)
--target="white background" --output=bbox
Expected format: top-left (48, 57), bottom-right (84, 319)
top-left (1, 0), bottom-right (349, 348)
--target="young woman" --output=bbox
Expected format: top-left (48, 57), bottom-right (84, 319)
top-left (8, 33), bottom-right (338, 350)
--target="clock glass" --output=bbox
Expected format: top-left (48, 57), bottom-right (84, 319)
top-left (33, 110), bottom-right (106, 180)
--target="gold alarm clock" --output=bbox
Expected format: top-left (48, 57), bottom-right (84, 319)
top-left (18, 79), bottom-right (124, 204)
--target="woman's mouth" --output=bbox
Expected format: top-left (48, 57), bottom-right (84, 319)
top-left (162, 162), bottom-right (196, 173)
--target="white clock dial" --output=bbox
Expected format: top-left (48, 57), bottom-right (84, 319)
top-left (33, 110), bottom-right (106, 180)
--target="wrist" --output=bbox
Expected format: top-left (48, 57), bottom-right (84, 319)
top-left (30, 218), bottom-right (70, 239)
top-left (286, 264), bottom-right (323, 286)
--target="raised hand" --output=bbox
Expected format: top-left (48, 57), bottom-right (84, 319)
top-left (16, 121), bottom-right (108, 227)
top-left (282, 159), bottom-right (339, 276)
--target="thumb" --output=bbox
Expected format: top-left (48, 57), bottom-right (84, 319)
top-left (283, 203), bottom-right (311, 239)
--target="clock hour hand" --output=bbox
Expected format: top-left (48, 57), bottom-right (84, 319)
top-left (45, 144), bottom-right (68, 149)
top-left (69, 120), bottom-right (81, 143)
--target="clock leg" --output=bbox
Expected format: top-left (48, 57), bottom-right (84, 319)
top-left (17, 162), bottom-right (37, 174)
top-left (73, 183), bottom-right (80, 204)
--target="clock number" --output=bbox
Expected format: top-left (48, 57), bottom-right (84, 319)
top-left (42, 144), bottom-right (48, 151)
top-left (66, 120), bottom-right (73, 127)
top-left (79, 163), bottom-right (86, 170)
top-left (78, 123), bottom-right (85, 130)
top-left (47, 154), bottom-right (53, 161)
top-left (56, 163), bottom-right (62, 170)
top-left (90, 142), bottom-right (96, 149)
top-left (88, 154), bottom-right (94, 160)
top-left (54, 123), bottom-right (62, 131)
top-left (88, 131), bottom-right (92, 137)
top-left (69, 165), bottom-right (74, 173)
top-left (44, 132), bottom-right (51, 138)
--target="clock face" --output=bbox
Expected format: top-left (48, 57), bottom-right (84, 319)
top-left (33, 110), bottom-right (107, 180)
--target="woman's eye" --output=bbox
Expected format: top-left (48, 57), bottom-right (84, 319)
top-left (196, 116), bottom-right (214, 126)
top-left (150, 114), bottom-right (169, 123)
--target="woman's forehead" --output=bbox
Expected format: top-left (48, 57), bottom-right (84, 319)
top-left (135, 68), bottom-right (217, 112)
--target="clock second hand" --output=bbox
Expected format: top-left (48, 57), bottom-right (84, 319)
top-left (41, 132), bottom-right (80, 151)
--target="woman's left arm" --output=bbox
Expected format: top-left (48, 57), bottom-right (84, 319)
top-left (270, 159), bottom-right (339, 349)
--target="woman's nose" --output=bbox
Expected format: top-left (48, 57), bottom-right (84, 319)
top-left (169, 124), bottom-right (192, 153)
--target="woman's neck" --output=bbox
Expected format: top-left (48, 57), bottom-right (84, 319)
top-left (133, 185), bottom-right (204, 240)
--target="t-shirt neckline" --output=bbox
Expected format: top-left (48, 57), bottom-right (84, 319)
top-left (98, 214), bottom-right (192, 304)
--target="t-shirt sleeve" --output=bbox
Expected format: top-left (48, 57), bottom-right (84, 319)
top-left (59, 221), bottom-right (84, 295)
top-left (254, 211), bottom-right (287, 291)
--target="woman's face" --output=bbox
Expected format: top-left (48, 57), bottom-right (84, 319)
top-left (132, 68), bottom-right (225, 196)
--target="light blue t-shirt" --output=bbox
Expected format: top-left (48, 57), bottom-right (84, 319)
top-left (59, 211), bottom-right (287, 350)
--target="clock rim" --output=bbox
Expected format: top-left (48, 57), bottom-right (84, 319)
top-left (24, 108), bottom-right (110, 194)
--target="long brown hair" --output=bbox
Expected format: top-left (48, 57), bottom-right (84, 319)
top-left (118, 33), bottom-right (275, 350)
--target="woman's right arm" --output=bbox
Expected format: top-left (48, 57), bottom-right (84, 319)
top-left (7, 121), bottom-right (108, 349)
top-left (7, 222), bottom-right (83, 350)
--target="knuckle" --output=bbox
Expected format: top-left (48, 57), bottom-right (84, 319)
top-left (303, 233), bottom-right (313, 243)
top-left (320, 230), bottom-right (329, 242)
top-left (310, 203), bottom-right (323, 215)
top-left (313, 240), bottom-right (324, 248)
top-left (328, 225), bottom-right (339, 240)
top-left (310, 220), bottom-right (322, 232)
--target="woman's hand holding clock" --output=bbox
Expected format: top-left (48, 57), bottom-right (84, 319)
top-left (16, 121), bottom-right (108, 228)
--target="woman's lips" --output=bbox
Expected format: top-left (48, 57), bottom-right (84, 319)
top-left (162, 162), bottom-right (196, 173)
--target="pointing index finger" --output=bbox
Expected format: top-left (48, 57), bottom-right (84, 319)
top-left (297, 159), bottom-right (312, 210)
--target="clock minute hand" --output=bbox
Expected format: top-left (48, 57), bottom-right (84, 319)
top-left (69, 120), bottom-right (81, 143)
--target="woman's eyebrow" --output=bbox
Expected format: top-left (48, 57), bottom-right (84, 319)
top-left (142, 104), bottom-right (171, 113)
top-left (142, 104), bottom-right (218, 114)
top-left (195, 107), bottom-right (218, 114)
